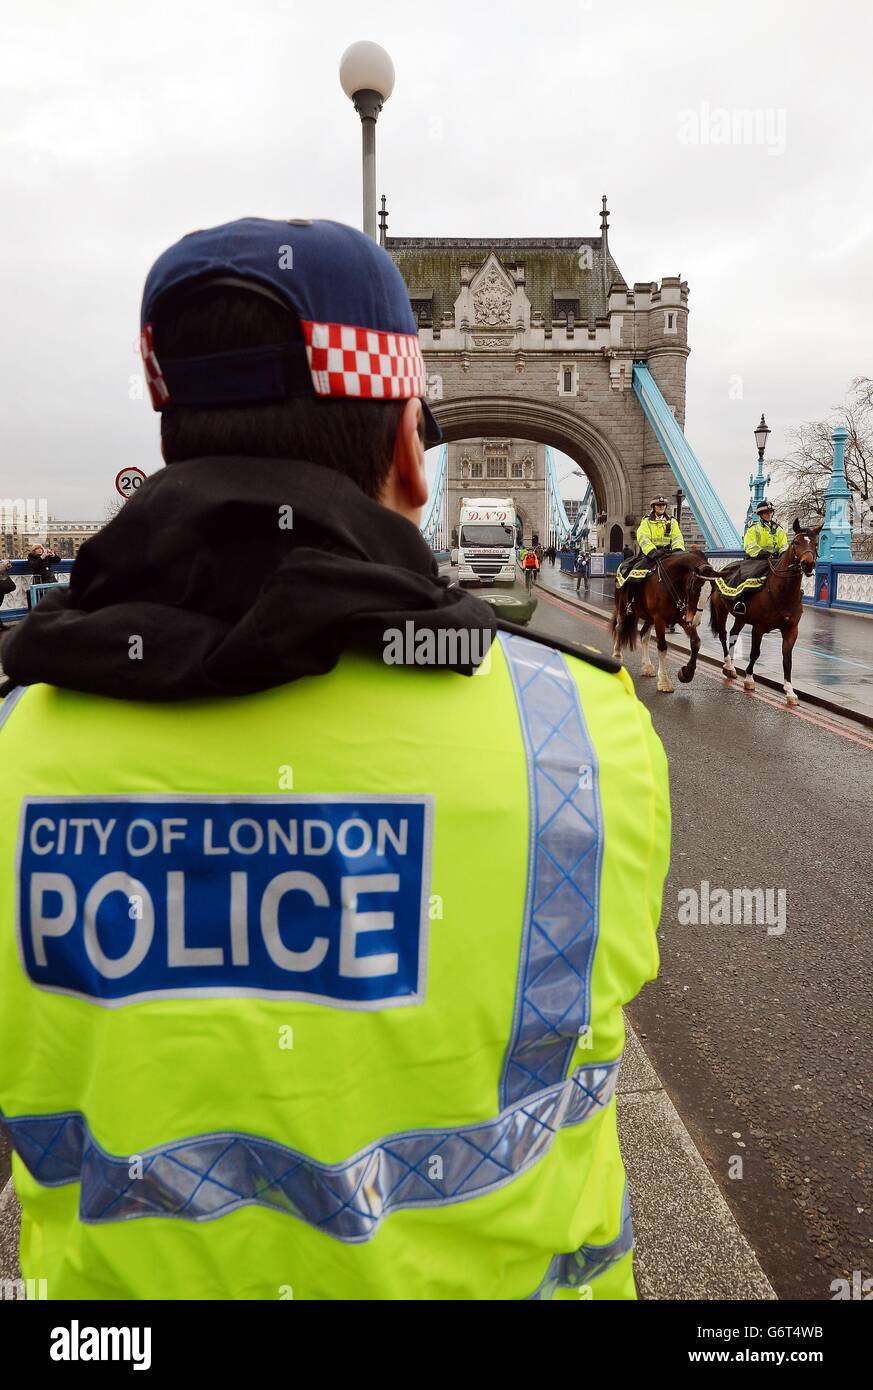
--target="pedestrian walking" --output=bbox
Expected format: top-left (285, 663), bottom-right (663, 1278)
top-left (574, 547), bottom-right (591, 595)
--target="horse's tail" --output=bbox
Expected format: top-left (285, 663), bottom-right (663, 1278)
top-left (612, 591), bottom-right (639, 651)
top-left (708, 588), bottom-right (722, 635)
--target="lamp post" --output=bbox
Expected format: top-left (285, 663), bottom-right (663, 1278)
top-left (818, 425), bottom-right (854, 563)
top-left (339, 41), bottom-right (395, 241)
top-left (746, 413), bottom-right (771, 530)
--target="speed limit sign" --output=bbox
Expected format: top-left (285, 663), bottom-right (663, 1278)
top-left (115, 466), bottom-right (147, 500)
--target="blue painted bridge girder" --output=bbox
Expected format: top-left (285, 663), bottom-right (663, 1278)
top-left (632, 363), bottom-right (741, 551)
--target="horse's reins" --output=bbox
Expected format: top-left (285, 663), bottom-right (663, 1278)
top-left (655, 557), bottom-right (706, 616)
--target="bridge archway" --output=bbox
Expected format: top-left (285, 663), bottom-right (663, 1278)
top-left (432, 395), bottom-right (633, 530)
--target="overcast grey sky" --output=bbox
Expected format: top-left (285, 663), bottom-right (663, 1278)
top-left (2, 0), bottom-right (871, 525)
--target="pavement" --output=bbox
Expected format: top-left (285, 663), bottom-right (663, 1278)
top-left (537, 564), bottom-right (873, 725)
top-left (618, 1026), bottom-right (773, 1299)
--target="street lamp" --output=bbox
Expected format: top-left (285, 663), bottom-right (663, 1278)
top-left (746, 412), bottom-right (772, 530)
top-left (754, 413), bottom-right (771, 461)
top-left (339, 41), bottom-right (395, 241)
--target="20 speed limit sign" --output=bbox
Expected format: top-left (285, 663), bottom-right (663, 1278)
top-left (115, 467), bottom-right (147, 500)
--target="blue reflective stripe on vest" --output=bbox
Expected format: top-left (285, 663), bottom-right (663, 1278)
top-left (0, 685), bottom-right (26, 732)
top-left (497, 632), bottom-right (603, 1108)
top-left (0, 1058), bottom-right (620, 1241)
top-left (528, 1184), bottom-right (634, 1298)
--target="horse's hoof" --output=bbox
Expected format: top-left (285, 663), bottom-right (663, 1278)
top-left (743, 677), bottom-right (755, 692)
top-left (786, 693), bottom-right (799, 707)
top-left (722, 664), bottom-right (736, 679)
top-left (640, 666), bottom-right (655, 678)
top-left (677, 666), bottom-right (693, 684)
top-left (657, 679), bottom-right (674, 693)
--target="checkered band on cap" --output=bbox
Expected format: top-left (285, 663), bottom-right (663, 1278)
top-left (301, 320), bottom-right (427, 401)
top-left (140, 323), bottom-right (169, 408)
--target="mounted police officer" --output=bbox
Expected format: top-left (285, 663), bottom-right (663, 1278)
top-left (715, 499), bottom-right (789, 614)
top-left (615, 494), bottom-right (685, 596)
top-left (0, 219), bottom-right (669, 1302)
top-left (745, 499), bottom-right (789, 563)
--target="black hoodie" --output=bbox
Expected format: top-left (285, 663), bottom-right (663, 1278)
top-left (1, 457), bottom-right (499, 701)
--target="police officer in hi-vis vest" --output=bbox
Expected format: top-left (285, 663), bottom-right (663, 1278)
top-left (715, 499), bottom-right (790, 614)
top-left (0, 220), bottom-right (669, 1301)
top-left (615, 495), bottom-right (685, 594)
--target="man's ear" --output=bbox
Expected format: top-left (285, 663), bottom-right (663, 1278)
top-left (381, 398), bottom-right (428, 521)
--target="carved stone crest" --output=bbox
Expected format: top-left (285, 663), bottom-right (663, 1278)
top-left (472, 261), bottom-right (513, 327)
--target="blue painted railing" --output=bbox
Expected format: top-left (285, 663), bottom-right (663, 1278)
top-left (632, 363), bottom-right (741, 551)
top-left (811, 560), bottom-right (873, 612)
top-left (0, 559), bottom-right (74, 623)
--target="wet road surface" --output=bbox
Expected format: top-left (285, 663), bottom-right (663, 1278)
top-left (529, 581), bottom-right (873, 1300)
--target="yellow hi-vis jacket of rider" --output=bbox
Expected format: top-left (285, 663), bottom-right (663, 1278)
top-left (0, 633), bottom-right (669, 1301)
top-left (636, 515), bottom-right (685, 556)
top-left (744, 521), bottom-right (789, 558)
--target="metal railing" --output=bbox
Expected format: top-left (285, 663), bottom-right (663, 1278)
top-left (0, 558), bottom-right (74, 623)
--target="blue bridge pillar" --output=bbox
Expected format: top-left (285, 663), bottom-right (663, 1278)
top-left (818, 425), bottom-right (854, 564)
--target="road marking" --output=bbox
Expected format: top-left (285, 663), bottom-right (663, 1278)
top-left (538, 589), bottom-right (873, 753)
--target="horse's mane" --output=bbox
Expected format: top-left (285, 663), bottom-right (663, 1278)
top-left (662, 549), bottom-right (710, 571)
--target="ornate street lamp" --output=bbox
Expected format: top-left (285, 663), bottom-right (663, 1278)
top-left (339, 41), bottom-right (395, 241)
top-left (746, 413), bottom-right (772, 530)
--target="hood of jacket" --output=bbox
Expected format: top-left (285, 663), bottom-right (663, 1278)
top-left (1, 455), bottom-right (498, 701)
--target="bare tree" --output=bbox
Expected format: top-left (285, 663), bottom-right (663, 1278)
top-left (771, 377), bottom-right (873, 558)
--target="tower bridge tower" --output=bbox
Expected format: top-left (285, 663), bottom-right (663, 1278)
top-left (389, 199), bottom-right (710, 553)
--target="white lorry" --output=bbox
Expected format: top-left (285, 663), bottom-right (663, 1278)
top-left (457, 497), bottom-right (517, 585)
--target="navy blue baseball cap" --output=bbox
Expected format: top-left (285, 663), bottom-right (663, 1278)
top-left (140, 217), bottom-right (442, 444)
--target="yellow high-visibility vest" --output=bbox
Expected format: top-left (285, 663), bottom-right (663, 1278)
top-left (0, 631), bottom-right (669, 1300)
top-left (637, 516), bottom-right (685, 555)
top-left (744, 522), bottom-right (788, 557)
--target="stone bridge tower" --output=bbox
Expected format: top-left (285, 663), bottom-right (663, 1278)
top-left (388, 199), bottom-right (698, 552)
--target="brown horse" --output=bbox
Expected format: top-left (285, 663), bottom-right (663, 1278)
top-left (611, 550), bottom-right (720, 692)
top-left (709, 520), bottom-right (820, 706)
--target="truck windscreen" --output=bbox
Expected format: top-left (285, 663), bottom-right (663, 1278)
top-left (460, 524), bottom-right (514, 546)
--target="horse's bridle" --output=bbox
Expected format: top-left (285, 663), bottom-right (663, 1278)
top-left (655, 556), bottom-right (708, 615)
top-left (767, 535), bottom-right (816, 577)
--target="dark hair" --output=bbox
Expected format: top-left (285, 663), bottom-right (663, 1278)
top-left (152, 282), bottom-right (410, 498)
